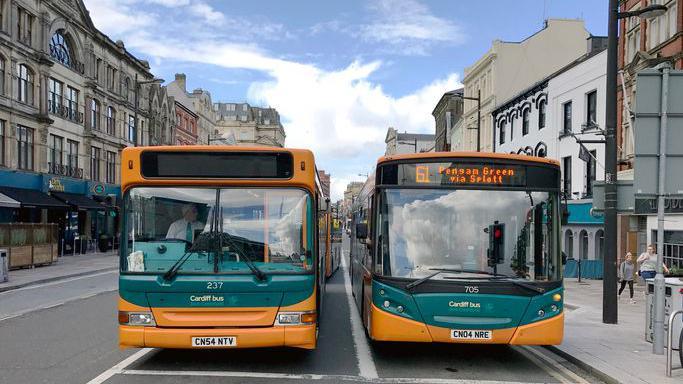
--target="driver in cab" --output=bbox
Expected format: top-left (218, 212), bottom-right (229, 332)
top-left (166, 204), bottom-right (204, 243)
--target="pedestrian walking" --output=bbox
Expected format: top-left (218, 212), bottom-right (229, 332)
top-left (618, 252), bottom-right (636, 303)
top-left (637, 244), bottom-right (669, 281)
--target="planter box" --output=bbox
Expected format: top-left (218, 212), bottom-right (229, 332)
top-left (9, 246), bottom-right (32, 269)
top-left (32, 244), bottom-right (53, 266)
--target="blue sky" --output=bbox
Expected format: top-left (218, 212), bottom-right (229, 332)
top-left (84, 0), bottom-right (607, 200)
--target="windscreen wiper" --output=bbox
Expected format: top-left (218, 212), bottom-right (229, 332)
top-left (220, 232), bottom-right (267, 282)
top-left (405, 268), bottom-right (467, 290)
top-left (482, 275), bottom-right (546, 294)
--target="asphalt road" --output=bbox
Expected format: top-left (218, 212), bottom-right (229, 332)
top-left (0, 237), bottom-right (603, 384)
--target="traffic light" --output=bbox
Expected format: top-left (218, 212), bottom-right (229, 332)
top-left (487, 222), bottom-right (505, 267)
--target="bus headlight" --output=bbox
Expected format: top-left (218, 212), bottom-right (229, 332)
top-left (119, 311), bottom-right (156, 326)
top-left (275, 311), bottom-right (316, 326)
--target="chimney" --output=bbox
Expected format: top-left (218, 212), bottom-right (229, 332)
top-left (586, 35), bottom-right (608, 54)
top-left (175, 73), bottom-right (186, 92)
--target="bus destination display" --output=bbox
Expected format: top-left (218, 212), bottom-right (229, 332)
top-left (404, 163), bottom-right (526, 187)
top-left (141, 151), bottom-right (293, 179)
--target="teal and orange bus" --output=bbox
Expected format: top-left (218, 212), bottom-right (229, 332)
top-left (118, 146), bottom-right (329, 349)
top-left (350, 152), bottom-right (564, 345)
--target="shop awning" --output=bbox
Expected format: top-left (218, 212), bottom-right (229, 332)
top-left (0, 187), bottom-right (69, 209)
top-left (0, 193), bottom-right (20, 208)
top-left (51, 192), bottom-right (105, 211)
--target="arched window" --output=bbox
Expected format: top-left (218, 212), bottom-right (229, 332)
top-left (595, 230), bottom-right (604, 260)
top-left (522, 109), bottom-right (530, 135)
top-left (579, 230), bottom-right (589, 259)
top-left (564, 230), bottom-right (574, 259)
top-left (17, 64), bottom-right (32, 103)
top-left (90, 99), bottom-right (100, 130)
top-left (499, 120), bottom-right (505, 145)
top-left (538, 100), bottom-right (546, 129)
top-left (535, 142), bottom-right (547, 158)
top-left (49, 30), bottom-right (73, 67)
top-left (524, 146), bottom-right (534, 156)
top-left (106, 106), bottom-right (116, 136)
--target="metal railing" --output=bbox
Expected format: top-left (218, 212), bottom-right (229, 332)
top-left (48, 162), bottom-right (83, 179)
top-left (666, 309), bottom-right (682, 377)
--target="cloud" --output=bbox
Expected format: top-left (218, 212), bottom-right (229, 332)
top-left (84, 0), bottom-right (157, 36)
top-left (147, 0), bottom-right (191, 6)
top-left (190, 1), bottom-right (225, 23)
top-left (83, 0), bottom-right (462, 200)
top-left (360, 0), bottom-right (465, 55)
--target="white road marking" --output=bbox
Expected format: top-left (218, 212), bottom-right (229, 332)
top-left (121, 369), bottom-right (532, 383)
top-left (341, 247), bottom-right (379, 379)
top-left (513, 345), bottom-right (590, 384)
top-left (520, 346), bottom-right (590, 384)
top-left (85, 348), bottom-right (154, 384)
top-left (0, 270), bottom-right (117, 296)
top-left (0, 288), bottom-right (117, 322)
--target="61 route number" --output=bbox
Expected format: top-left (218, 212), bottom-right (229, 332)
top-left (207, 282), bottom-right (223, 290)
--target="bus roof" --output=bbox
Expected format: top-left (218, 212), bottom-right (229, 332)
top-left (122, 145), bottom-right (313, 157)
top-left (377, 151), bottom-right (560, 167)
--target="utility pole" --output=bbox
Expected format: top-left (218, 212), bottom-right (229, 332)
top-left (603, 0), bottom-right (619, 325)
top-left (461, 90), bottom-right (482, 152)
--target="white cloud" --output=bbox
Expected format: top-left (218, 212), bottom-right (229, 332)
top-left (147, 0), bottom-right (191, 7)
top-left (190, 1), bottom-right (225, 23)
top-left (84, 0), bottom-right (156, 36)
top-left (360, 0), bottom-right (465, 55)
top-left (83, 0), bottom-right (462, 201)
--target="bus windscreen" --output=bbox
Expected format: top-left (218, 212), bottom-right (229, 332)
top-left (140, 151), bottom-right (293, 179)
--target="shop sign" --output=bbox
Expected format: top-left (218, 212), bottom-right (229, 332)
top-left (92, 183), bottom-right (105, 195)
top-left (48, 178), bottom-right (65, 192)
top-left (634, 198), bottom-right (683, 214)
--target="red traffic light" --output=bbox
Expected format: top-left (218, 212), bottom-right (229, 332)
top-left (494, 228), bottom-right (502, 239)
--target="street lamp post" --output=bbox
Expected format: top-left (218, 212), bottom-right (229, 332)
top-left (133, 74), bottom-right (164, 147)
top-left (604, 0), bottom-right (667, 334)
top-left (455, 89), bottom-right (482, 152)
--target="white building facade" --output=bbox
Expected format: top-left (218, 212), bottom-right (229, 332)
top-left (493, 43), bottom-right (608, 261)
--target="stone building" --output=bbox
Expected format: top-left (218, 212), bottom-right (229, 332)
top-left (0, 0), bottom-right (170, 252)
top-left (317, 170), bottom-right (330, 198)
top-left (384, 127), bottom-right (434, 155)
top-left (432, 88), bottom-right (463, 151)
top-left (454, 19), bottom-right (589, 152)
top-left (214, 102), bottom-right (285, 147)
top-left (189, 87), bottom-right (215, 145)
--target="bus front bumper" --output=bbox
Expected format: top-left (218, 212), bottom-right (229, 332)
top-left (119, 324), bottom-right (317, 350)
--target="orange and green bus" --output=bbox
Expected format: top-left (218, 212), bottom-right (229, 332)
top-left (350, 152), bottom-right (565, 345)
top-left (118, 146), bottom-right (329, 349)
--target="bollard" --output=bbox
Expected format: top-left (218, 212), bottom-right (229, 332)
top-left (666, 309), bottom-right (683, 377)
top-left (0, 249), bottom-right (8, 283)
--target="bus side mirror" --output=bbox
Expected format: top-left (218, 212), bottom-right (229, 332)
top-left (356, 223), bottom-right (368, 240)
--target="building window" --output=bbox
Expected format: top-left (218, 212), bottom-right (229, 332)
top-left (66, 86), bottom-right (79, 122)
top-left (95, 58), bottom-right (102, 82)
top-left (49, 30), bottom-right (73, 67)
top-left (16, 125), bottom-right (33, 170)
top-left (0, 58), bottom-right (5, 95)
top-left (67, 139), bottom-right (78, 171)
top-left (585, 149), bottom-right (597, 197)
top-left (106, 151), bottom-right (116, 184)
top-left (48, 78), bottom-right (63, 114)
top-left (509, 115), bottom-right (515, 140)
top-left (0, 120), bottom-right (4, 166)
top-left (498, 120), bottom-right (505, 145)
top-left (90, 146), bottom-right (100, 182)
top-left (522, 109), bottom-right (529, 136)
top-left (107, 65), bottom-right (116, 90)
top-left (562, 156), bottom-right (572, 198)
top-left (579, 230), bottom-right (589, 260)
top-left (123, 77), bottom-right (130, 101)
top-left (17, 7), bottom-right (33, 46)
top-left (128, 115), bottom-right (136, 143)
top-left (563, 101), bottom-right (572, 135)
top-left (586, 90), bottom-right (597, 127)
top-left (106, 106), bottom-right (116, 136)
top-left (625, 13), bottom-right (640, 64)
top-left (564, 230), bottom-right (574, 259)
top-left (17, 64), bottom-right (33, 104)
top-left (595, 230), bottom-right (604, 260)
top-left (49, 134), bottom-right (63, 171)
top-left (538, 100), bottom-right (546, 129)
top-left (90, 99), bottom-right (100, 130)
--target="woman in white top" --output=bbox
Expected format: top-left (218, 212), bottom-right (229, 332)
top-left (637, 244), bottom-right (669, 280)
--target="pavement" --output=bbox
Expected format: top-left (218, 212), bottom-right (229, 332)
top-left (0, 250), bottom-right (118, 293)
top-left (555, 277), bottom-right (683, 384)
